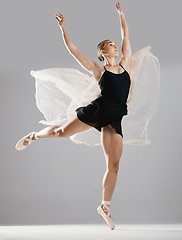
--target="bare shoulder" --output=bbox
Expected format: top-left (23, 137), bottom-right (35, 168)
top-left (119, 57), bottom-right (132, 77)
top-left (92, 61), bottom-right (105, 83)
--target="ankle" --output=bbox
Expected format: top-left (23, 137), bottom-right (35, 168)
top-left (33, 132), bottom-right (39, 140)
top-left (102, 200), bottom-right (111, 207)
top-left (101, 200), bottom-right (111, 212)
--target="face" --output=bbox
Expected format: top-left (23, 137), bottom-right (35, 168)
top-left (101, 40), bottom-right (119, 58)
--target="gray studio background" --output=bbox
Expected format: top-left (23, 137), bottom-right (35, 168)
top-left (0, 0), bottom-right (181, 225)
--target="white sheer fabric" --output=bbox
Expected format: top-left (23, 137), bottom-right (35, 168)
top-left (30, 46), bottom-right (161, 146)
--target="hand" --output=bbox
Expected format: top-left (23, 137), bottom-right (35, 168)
top-left (55, 12), bottom-right (65, 29)
top-left (116, 2), bottom-right (124, 15)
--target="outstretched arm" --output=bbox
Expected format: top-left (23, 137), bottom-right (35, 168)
top-left (116, 2), bottom-right (132, 71)
top-left (55, 13), bottom-right (97, 73)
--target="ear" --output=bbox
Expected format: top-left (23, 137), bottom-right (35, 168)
top-left (100, 49), bottom-right (105, 55)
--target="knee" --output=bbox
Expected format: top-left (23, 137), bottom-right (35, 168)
top-left (113, 162), bottom-right (120, 173)
top-left (52, 126), bottom-right (64, 137)
top-left (108, 161), bottom-right (120, 173)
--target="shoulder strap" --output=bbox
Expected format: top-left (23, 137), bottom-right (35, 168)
top-left (119, 64), bottom-right (125, 70)
top-left (103, 66), bottom-right (106, 71)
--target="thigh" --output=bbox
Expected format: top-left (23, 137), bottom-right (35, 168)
top-left (101, 124), bottom-right (123, 166)
top-left (57, 116), bottom-right (92, 137)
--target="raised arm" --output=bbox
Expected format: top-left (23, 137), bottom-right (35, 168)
top-left (116, 3), bottom-right (132, 72)
top-left (55, 13), bottom-right (97, 73)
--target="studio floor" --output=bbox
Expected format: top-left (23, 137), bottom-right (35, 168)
top-left (0, 224), bottom-right (182, 240)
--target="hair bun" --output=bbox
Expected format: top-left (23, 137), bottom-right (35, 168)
top-left (98, 55), bottom-right (104, 62)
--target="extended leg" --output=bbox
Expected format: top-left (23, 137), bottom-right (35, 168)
top-left (15, 116), bottom-right (92, 150)
top-left (33, 117), bottom-right (92, 140)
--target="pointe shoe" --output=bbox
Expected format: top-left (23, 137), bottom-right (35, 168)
top-left (15, 131), bottom-right (38, 151)
top-left (97, 204), bottom-right (115, 230)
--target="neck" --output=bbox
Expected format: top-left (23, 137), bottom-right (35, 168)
top-left (104, 57), bottom-right (117, 66)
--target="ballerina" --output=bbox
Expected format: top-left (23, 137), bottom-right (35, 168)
top-left (15, 2), bottom-right (160, 230)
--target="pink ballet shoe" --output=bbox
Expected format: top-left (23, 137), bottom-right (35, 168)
top-left (15, 131), bottom-right (38, 151)
top-left (97, 204), bottom-right (115, 230)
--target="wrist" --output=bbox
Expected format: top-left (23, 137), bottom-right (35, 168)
top-left (119, 11), bottom-right (125, 17)
top-left (60, 25), bottom-right (66, 31)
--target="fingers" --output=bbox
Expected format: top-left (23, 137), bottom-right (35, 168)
top-left (116, 2), bottom-right (121, 8)
top-left (57, 12), bottom-right (63, 19)
top-left (116, 2), bottom-right (122, 12)
top-left (56, 16), bottom-right (61, 22)
top-left (55, 12), bottom-right (63, 22)
top-left (55, 15), bottom-right (62, 20)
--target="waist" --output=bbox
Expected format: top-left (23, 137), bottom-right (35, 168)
top-left (101, 95), bottom-right (127, 106)
top-left (100, 87), bottom-right (130, 104)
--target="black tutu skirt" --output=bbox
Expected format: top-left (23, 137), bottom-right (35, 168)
top-left (75, 95), bottom-right (128, 137)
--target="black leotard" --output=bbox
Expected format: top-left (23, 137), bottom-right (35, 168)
top-left (99, 65), bottom-right (130, 104)
top-left (75, 64), bottom-right (131, 137)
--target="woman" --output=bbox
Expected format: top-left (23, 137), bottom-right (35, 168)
top-left (15, 2), bottom-right (160, 230)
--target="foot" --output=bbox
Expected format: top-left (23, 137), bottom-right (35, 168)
top-left (24, 133), bottom-right (38, 146)
top-left (97, 204), bottom-right (115, 230)
top-left (101, 204), bottom-right (111, 218)
top-left (15, 131), bottom-right (38, 151)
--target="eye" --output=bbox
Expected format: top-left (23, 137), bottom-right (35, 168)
top-left (109, 43), bottom-right (117, 47)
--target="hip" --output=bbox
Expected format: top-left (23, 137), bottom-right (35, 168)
top-left (91, 95), bottom-right (128, 118)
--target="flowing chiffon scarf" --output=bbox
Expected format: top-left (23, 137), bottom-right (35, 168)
top-left (30, 46), bottom-right (161, 146)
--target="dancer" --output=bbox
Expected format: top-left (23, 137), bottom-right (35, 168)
top-left (15, 2), bottom-right (161, 230)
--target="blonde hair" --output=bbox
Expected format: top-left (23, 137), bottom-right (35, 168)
top-left (97, 39), bottom-right (110, 62)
